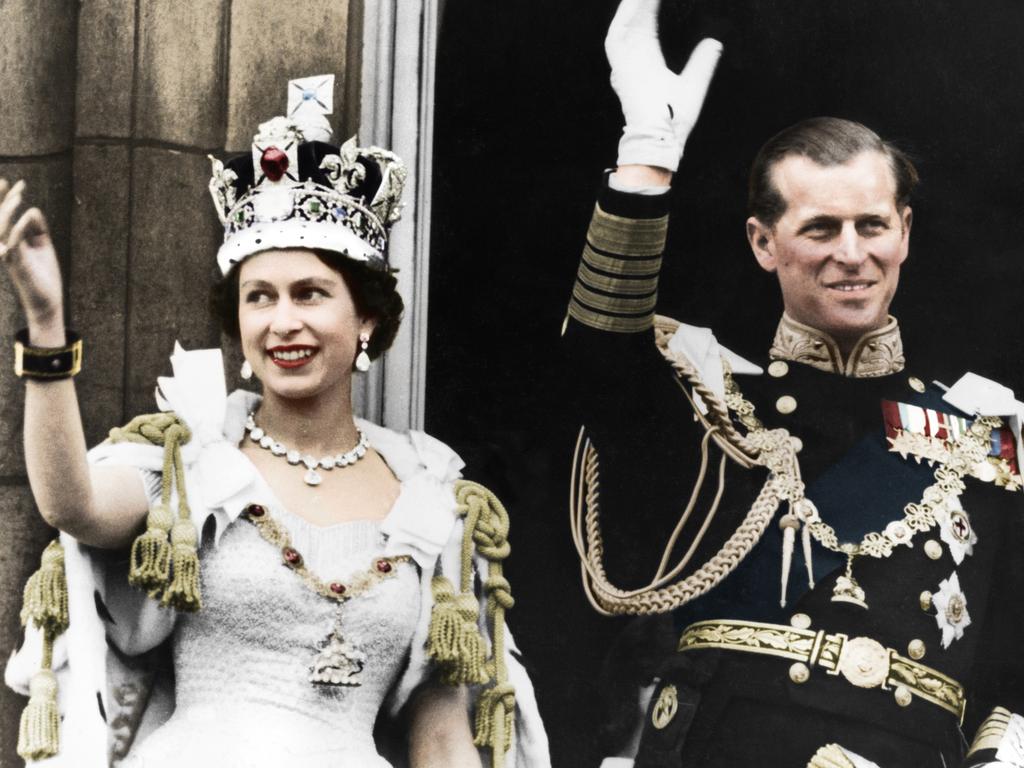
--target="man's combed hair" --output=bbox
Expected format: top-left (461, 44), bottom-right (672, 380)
top-left (748, 117), bottom-right (919, 227)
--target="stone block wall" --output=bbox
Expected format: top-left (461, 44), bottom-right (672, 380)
top-left (0, 2), bottom-right (361, 763)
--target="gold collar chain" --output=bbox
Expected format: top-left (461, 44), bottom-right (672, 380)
top-left (769, 313), bottom-right (905, 378)
top-left (241, 503), bottom-right (411, 686)
top-left (723, 364), bottom-right (1002, 609)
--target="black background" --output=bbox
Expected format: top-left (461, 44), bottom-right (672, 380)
top-left (427, 2), bottom-right (1024, 765)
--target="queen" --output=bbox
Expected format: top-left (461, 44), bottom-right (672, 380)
top-left (2, 79), bottom-right (548, 768)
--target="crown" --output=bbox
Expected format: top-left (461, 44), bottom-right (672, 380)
top-left (208, 74), bottom-right (406, 275)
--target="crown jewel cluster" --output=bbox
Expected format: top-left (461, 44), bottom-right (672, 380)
top-left (207, 76), bottom-right (406, 273)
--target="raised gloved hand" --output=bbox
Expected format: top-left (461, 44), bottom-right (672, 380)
top-left (606, 0), bottom-right (723, 171)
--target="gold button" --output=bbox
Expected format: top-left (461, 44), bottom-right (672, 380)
top-left (908, 376), bottom-right (926, 393)
top-left (907, 639), bottom-right (926, 660)
top-left (768, 360), bottom-right (789, 378)
top-left (789, 662), bottom-right (810, 684)
top-left (775, 395), bottom-right (797, 415)
top-left (651, 684), bottom-right (678, 730)
top-left (894, 685), bottom-right (913, 707)
top-left (924, 539), bottom-right (943, 560)
top-left (790, 436), bottom-right (803, 453)
top-left (789, 613), bottom-right (812, 630)
top-left (919, 590), bottom-right (933, 612)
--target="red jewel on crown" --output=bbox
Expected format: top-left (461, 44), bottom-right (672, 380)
top-left (260, 146), bottom-right (289, 182)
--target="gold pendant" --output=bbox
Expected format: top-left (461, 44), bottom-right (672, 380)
top-left (310, 623), bottom-right (367, 686)
top-left (831, 553), bottom-right (868, 609)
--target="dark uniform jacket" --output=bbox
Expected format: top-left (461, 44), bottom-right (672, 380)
top-left (563, 180), bottom-right (1024, 768)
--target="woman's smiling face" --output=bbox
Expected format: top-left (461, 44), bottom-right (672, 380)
top-left (237, 248), bottom-right (373, 401)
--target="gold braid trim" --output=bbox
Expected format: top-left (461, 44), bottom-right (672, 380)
top-left (567, 204), bottom-right (667, 334)
top-left (570, 315), bottom-right (802, 615)
top-left (17, 540), bottom-right (69, 761)
top-left (966, 706), bottom-right (1013, 756)
top-left (806, 744), bottom-right (857, 768)
top-left (109, 412), bottom-right (201, 611)
top-left (427, 480), bottom-right (517, 762)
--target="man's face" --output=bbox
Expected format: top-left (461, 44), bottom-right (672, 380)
top-left (746, 150), bottom-right (912, 350)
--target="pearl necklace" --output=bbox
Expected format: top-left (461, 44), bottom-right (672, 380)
top-left (244, 413), bottom-right (370, 486)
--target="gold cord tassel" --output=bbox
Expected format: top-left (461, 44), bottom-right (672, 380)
top-left (162, 519), bottom-right (202, 612)
top-left (20, 541), bottom-right (69, 636)
top-left (473, 682), bottom-right (516, 755)
top-left (427, 576), bottom-right (489, 684)
top-left (453, 480), bottom-right (517, 760)
top-left (17, 541), bottom-right (69, 761)
top-left (427, 576), bottom-right (461, 658)
top-left (111, 413), bottom-right (201, 611)
top-left (128, 503), bottom-right (174, 593)
top-left (17, 667), bottom-right (59, 761)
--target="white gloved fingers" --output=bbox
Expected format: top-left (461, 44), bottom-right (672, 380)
top-left (673, 37), bottom-right (724, 105)
top-left (668, 37), bottom-right (724, 142)
top-left (606, 0), bottom-right (665, 71)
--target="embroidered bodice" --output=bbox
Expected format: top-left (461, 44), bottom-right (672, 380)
top-left (122, 507), bottom-right (420, 768)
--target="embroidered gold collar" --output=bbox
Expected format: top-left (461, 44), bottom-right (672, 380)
top-left (769, 313), bottom-right (905, 378)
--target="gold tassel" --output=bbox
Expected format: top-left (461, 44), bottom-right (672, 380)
top-left (427, 576), bottom-right (489, 684)
top-left (20, 541), bottom-right (69, 636)
top-left (427, 576), bottom-right (461, 661)
top-left (129, 503), bottom-right (174, 593)
top-left (473, 682), bottom-right (516, 756)
top-left (17, 667), bottom-right (59, 761)
top-left (450, 597), bottom-right (489, 685)
top-left (162, 519), bottom-right (202, 612)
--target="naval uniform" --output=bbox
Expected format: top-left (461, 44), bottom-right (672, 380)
top-left (563, 179), bottom-right (1024, 768)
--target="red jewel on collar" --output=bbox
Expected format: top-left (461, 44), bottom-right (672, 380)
top-left (245, 503), bottom-right (266, 518)
top-left (329, 582), bottom-right (346, 595)
top-left (282, 546), bottom-right (303, 567)
top-left (260, 147), bottom-right (289, 182)
top-left (375, 559), bottom-right (392, 574)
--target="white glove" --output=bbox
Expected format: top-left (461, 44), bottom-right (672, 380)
top-left (606, 0), bottom-right (723, 171)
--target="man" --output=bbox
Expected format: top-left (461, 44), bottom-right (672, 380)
top-left (563, 1), bottom-right (1024, 766)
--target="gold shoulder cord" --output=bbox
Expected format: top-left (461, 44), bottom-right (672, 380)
top-left (570, 315), bottom-right (806, 616)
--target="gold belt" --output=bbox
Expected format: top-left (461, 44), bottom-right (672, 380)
top-left (678, 619), bottom-right (966, 723)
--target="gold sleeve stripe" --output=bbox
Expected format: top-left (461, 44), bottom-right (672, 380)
top-left (577, 262), bottom-right (659, 295)
top-left (966, 706), bottom-right (1012, 756)
top-left (587, 204), bottom-right (668, 257)
top-left (582, 244), bottom-right (662, 277)
top-left (571, 283), bottom-right (657, 315)
top-left (567, 300), bottom-right (654, 333)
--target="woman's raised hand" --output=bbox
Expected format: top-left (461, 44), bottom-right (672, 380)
top-left (0, 178), bottom-right (65, 340)
top-left (606, 0), bottom-right (723, 173)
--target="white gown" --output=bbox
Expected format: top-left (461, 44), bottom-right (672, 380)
top-left (6, 346), bottom-right (552, 768)
top-left (121, 510), bottom-right (419, 768)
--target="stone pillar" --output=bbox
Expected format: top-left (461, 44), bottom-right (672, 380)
top-left (0, 3), bottom-right (78, 763)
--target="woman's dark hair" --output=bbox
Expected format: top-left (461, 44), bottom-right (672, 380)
top-left (210, 249), bottom-right (404, 360)
top-left (748, 117), bottom-right (919, 227)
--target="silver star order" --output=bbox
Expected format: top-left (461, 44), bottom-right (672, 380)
top-left (932, 571), bottom-right (971, 649)
top-left (933, 497), bottom-right (976, 565)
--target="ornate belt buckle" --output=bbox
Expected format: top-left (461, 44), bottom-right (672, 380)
top-left (836, 636), bottom-right (890, 689)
